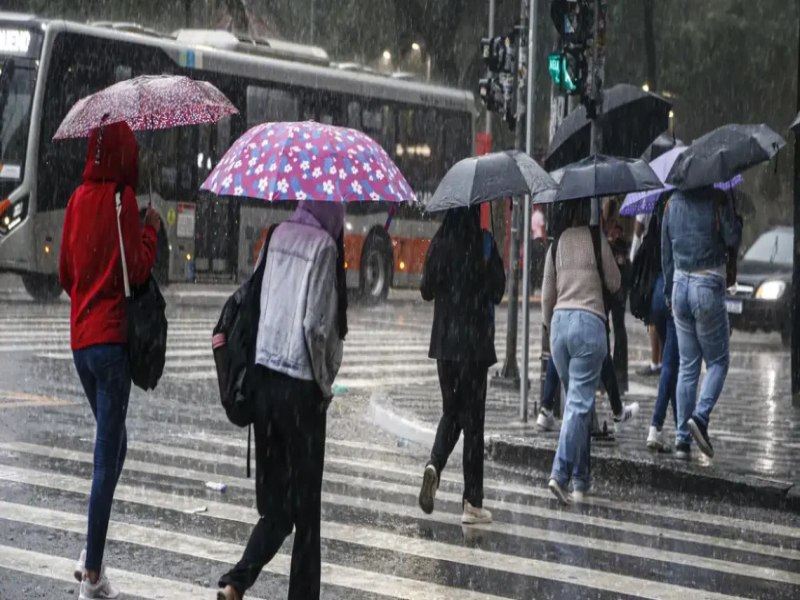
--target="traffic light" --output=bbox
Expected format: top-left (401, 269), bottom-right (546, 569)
top-left (548, 0), bottom-right (593, 103)
top-left (478, 30), bottom-right (519, 130)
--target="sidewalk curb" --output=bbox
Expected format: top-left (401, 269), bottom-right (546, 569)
top-left (370, 392), bottom-right (800, 513)
top-left (486, 435), bottom-right (800, 514)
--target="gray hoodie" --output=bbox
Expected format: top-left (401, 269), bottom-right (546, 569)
top-left (255, 203), bottom-right (343, 398)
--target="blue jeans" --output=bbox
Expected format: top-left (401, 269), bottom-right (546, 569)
top-left (652, 314), bottom-right (678, 429)
top-left (672, 272), bottom-right (730, 444)
top-left (549, 310), bottom-right (608, 492)
top-left (542, 353), bottom-right (622, 416)
top-left (73, 344), bottom-right (131, 572)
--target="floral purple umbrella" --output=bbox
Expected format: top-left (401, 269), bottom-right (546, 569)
top-left (53, 75), bottom-right (238, 139)
top-left (620, 145), bottom-right (743, 216)
top-left (200, 121), bottom-right (416, 203)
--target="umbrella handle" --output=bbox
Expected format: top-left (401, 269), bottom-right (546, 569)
top-left (384, 203), bottom-right (398, 232)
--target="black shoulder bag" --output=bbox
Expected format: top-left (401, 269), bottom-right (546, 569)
top-left (114, 188), bottom-right (168, 391)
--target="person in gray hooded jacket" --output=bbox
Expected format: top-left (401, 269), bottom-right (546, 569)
top-left (218, 201), bottom-right (347, 600)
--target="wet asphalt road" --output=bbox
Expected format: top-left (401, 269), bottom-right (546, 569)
top-left (0, 293), bottom-right (798, 599)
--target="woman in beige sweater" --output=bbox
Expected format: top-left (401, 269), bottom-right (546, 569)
top-left (541, 199), bottom-right (621, 504)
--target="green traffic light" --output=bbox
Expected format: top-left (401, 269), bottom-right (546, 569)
top-left (548, 52), bottom-right (577, 93)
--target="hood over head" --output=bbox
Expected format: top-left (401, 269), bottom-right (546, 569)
top-left (299, 200), bottom-right (345, 240)
top-left (82, 121), bottom-right (139, 190)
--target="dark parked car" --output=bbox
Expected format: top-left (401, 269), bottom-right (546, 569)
top-left (726, 226), bottom-right (793, 346)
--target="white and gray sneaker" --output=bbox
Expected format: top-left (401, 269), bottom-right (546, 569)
top-left (461, 500), bottom-right (492, 525)
top-left (646, 426), bottom-right (669, 452)
top-left (536, 407), bottom-right (556, 431)
top-left (79, 566), bottom-right (119, 600)
top-left (548, 478), bottom-right (571, 505)
top-left (613, 402), bottom-right (640, 428)
top-left (74, 548), bottom-right (86, 582)
top-left (569, 489), bottom-right (587, 504)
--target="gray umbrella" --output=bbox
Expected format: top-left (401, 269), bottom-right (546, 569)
top-left (425, 150), bottom-right (557, 212)
top-left (790, 112), bottom-right (800, 132)
top-left (665, 124), bottom-right (786, 191)
top-left (535, 155), bottom-right (663, 204)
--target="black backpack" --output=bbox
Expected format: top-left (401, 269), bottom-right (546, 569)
top-left (212, 223), bottom-right (278, 428)
top-left (113, 187), bottom-right (168, 391)
top-left (629, 214), bottom-right (661, 322)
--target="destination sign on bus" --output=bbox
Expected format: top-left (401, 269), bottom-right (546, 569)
top-left (0, 29), bottom-right (33, 56)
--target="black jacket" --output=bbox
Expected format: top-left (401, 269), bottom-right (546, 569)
top-left (420, 209), bottom-right (506, 364)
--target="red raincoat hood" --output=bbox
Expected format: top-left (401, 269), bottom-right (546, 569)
top-left (82, 121), bottom-right (139, 190)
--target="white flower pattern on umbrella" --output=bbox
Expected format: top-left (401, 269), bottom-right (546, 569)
top-left (323, 180), bottom-right (335, 195)
top-left (277, 179), bottom-right (289, 193)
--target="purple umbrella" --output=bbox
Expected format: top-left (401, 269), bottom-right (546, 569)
top-left (620, 146), bottom-right (743, 216)
top-left (201, 121), bottom-right (416, 203)
top-left (53, 75), bottom-right (238, 139)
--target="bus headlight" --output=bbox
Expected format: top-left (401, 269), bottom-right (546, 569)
top-left (756, 281), bottom-right (786, 300)
top-left (0, 198), bottom-right (26, 235)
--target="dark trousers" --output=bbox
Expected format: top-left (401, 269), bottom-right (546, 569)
top-left (73, 344), bottom-right (131, 573)
top-left (542, 352), bottom-right (622, 416)
top-left (609, 292), bottom-right (629, 393)
top-left (429, 360), bottom-right (488, 508)
top-left (219, 367), bottom-right (327, 600)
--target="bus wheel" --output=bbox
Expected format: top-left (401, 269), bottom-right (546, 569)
top-left (153, 226), bottom-right (170, 287)
top-left (21, 273), bottom-right (62, 302)
top-left (359, 232), bottom-right (392, 304)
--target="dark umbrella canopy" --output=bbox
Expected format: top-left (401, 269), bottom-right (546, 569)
top-left (425, 150), bottom-right (557, 212)
top-left (535, 155), bottom-right (663, 204)
top-left (665, 124), bottom-right (786, 191)
top-left (545, 84), bottom-right (672, 171)
top-left (641, 132), bottom-right (684, 162)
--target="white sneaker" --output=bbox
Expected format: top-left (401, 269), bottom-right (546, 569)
top-left (79, 567), bottom-right (119, 599)
top-left (548, 478), bottom-right (571, 505)
top-left (461, 500), bottom-right (492, 525)
top-left (614, 402), bottom-right (640, 427)
top-left (74, 548), bottom-right (86, 583)
top-left (570, 489), bottom-right (587, 504)
top-left (536, 407), bottom-right (556, 431)
top-left (646, 426), bottom-right (666, 451)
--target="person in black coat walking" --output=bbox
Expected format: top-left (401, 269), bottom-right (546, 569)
top-left (417, 207), bottom-right (505, 524)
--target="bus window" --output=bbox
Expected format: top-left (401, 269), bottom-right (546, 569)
top-left (246, 85), bottom-right (298, 127)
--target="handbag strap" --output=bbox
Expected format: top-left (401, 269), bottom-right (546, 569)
top-left (114, 187), bottom-right (131, 299)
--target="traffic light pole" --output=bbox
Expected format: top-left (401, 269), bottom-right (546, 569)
top-left (496, 0), bottom-right (530, 387)
top-left (792, 11), bottom-right (800, 407)
top-left (486, 0), bottom-right (496, 137)
top-left (520, 0), bottom-right (539, 422)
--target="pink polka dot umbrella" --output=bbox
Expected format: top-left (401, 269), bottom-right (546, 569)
top-left (52, 75), bottom-right (238, 139)
top-left (200, 121), bottom-right (417, 203)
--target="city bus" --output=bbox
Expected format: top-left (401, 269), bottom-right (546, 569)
top-left (0, 12), bottom-right (476, 301)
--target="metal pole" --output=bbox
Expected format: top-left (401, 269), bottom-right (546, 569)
top-left (792, 12), bottom-right (800, 405)
top-left (497, 0), bottom-right (529, 385)
top-left (486, 0), bottom-right (496, 135)
top-left (310, 0), bottom-right (316, 44)
top-left (520, 0), bottom-right (538, 422)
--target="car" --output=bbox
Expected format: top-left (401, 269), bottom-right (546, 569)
top-left (726, 226), bottom-right (793, 346)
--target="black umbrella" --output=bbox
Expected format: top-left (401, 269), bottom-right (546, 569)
top-left (545, 84), bottom-right (672, 171)
top-left (425, 150), bottom-right (557, 212)
top-left (535, 155), bottom-right (663, 204)
top-left (665, 124), bottom-right (786, 191)
top-left (789, 112), bottom-right (800, 132)
top-left (641, 132), bottom-right (684, 162)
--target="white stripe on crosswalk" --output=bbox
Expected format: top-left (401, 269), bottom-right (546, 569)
top-left (0, 501), bottom-right (511, 600)
top-left (4, 439), bottom-right (798, 579)
top-left (0, 463), bottom-right (754, 600)
top-left (0, 544), bottom-right (269, 600)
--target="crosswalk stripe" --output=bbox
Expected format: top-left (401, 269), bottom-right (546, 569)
top-left (0, 442), bottom-right (800, 585)
top-left (0, 544), bottom-right (269, 600)
top-left (0, 501), bottom-right (511, 600)
top-left (123, 430), bottom-right (800, 544)
top-left (0, 463), bottom-right (755, 600)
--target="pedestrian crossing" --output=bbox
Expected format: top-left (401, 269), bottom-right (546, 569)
top-left (1, 405), bottom-right (799, 599)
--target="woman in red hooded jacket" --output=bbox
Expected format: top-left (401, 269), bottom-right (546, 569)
top-left (59, 121), bottom-right (160, 600)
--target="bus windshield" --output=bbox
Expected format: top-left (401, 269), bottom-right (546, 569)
top-left (0, 57), bottom-right (35, 195)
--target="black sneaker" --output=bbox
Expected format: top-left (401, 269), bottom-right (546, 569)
top-left (675, 442), bottom-right (691, 460)
top-left (688, 417), bottom-right (714, 458)
top-left (418, 464), bottom-right (438, 514)
top-left (636, 364), bottom-right (661, 377)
